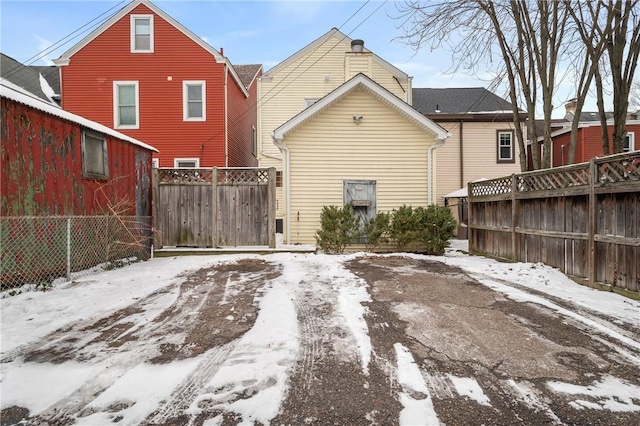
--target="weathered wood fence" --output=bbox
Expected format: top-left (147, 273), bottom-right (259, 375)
top-left (468, 151), bottom-right (639, 297)
top-left (153, 168), bottom-right (276, 248)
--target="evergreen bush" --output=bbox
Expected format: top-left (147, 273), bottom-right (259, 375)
top-left (314, 205), bottom-right (360, 253)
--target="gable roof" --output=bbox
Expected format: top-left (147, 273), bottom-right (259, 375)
top-left (273, 73), bottom-right (448, 142)
top-left (233, 64), bottom-right (262, 89)
top-left (263, 28), bottom-right (409, 82)
top-left (1, 79), bottom-right (157, 153)
top-left (56, 0), bottom-right (224, 64)
top-left (1, 53), bottom-right (57, 105)
top-left (412, 87), bottom-right (515, 115)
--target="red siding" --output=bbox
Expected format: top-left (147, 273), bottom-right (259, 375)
top-left (60, 3), bottom-right (232, 168)
top-left (551, 124), bottom-right (640, 166)
top-left (1, 97), bottom-right (153, 216)
top-left (227, 67), bottom-right (260, 167)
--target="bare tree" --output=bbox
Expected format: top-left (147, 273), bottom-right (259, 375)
top-left (568, 0), bottom-right (640, 154)
top-left (396, 1), bottom-right (573, 170)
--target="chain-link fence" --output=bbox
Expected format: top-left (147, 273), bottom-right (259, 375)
top-left (1, 216), bottom-right (153, 290)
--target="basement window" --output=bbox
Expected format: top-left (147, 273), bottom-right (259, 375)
top-left (82, 130), bottom-right (108, 180)
top-left (623, 132), bottom-right (635, 152)
top-left (174, 158), bottom-right (200, 168)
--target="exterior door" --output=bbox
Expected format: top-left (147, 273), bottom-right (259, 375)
top-left (343, 180), bottom-right (377, 227)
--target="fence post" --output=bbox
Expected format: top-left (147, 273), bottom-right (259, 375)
top-left (588, 158), bottom-right (596, 284)
top-left (66, 218), bottom-right (71, 281)
top-left (212, 167), bottom-right (218, 247)
top-left (268, 167), bottom-right (276, 248)
top-left (511, 174), bottom-right (517, 260)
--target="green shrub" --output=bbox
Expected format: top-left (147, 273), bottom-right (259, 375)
top-left (363, 211), bottom-right (390, 251)
top-left (415, 205), bottom-right (457, 255)
top-left (389, 205), bottom-right (421, 251)
top-left (315, 205), bottom-right (360, 253)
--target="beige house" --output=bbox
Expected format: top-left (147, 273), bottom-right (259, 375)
top-left (273, 74), bottom-right (448, 244)
top-left (258, 28), bottom-right (412, 232)
top-left (412, 88), bottom-right (526, 223)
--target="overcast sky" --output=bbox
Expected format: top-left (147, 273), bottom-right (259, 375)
top-left (0, 0), bottom-right (627, 117)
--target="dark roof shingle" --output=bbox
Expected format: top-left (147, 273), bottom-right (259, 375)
top-left (1, 53), bottom-right (55, 103)
top-left (412, 87), bottom-right (515, 115)
top-left (233, 64), bottom-right (262, 88)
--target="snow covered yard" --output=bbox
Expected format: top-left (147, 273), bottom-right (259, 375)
top-left (1, 242), bottom-right (639, 425)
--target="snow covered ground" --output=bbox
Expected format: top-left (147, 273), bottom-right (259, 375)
top-left (1, 240), bottom-right (639, 425)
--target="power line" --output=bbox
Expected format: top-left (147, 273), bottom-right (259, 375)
top-left (1, 1), bottom-right (127, 83)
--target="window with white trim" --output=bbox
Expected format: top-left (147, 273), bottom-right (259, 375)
top-left (82, 130), bottom-right (108, 180)
top-left (131, 15), bottom-right (153, 53)
top-left (623, 132), bottom-right (635, 152)
top-left (114, 81), bottom-right (139, 129)
top-left (183, 81), bottom-right (206, 121)
top-left (497, 130), bottom-right (515, 163)
top-left (174, 158), bottom-right (200, 168)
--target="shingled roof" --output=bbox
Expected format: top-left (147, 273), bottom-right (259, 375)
top-left (412, 87), bottom-right (515, 115)
top-left (0, 53), bottom-right (57, 104)
top-left (233, 64), bottom-right (262, 89)
top-left (29, 65), bottom-right (60, 95)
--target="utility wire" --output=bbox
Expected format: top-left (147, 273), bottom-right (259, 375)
top-left (1, 1), bottom-right (128, 82)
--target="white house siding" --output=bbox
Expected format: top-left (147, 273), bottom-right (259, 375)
top-left (259, 34), bottom-right (410, 219)
top-left (283, 88), bottom-right (438, 244)
top-left (435, 121), bottom-right (523, 207)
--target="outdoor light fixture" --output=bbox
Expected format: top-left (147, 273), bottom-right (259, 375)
top-left (353, 115), bottom-right (363, 124)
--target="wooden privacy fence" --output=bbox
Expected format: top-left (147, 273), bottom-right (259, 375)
top-left (468, 151), bottom-right (639, 296)
top-left (153, 168), bottom-right (276, 248)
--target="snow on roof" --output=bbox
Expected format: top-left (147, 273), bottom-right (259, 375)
top-left (1, 79), bottom-right (158, 153)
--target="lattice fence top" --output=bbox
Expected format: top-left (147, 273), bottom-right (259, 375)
top-left (157, 168), bottom-right (271, 185)
top-left (470, 177), bottom-right (512, 197)
top-left (597, 155), bottom-right (640, 184)
top-left (469, 152), bottom-right (639, 198)
top-left (217, 168), bottom-right (269, 185)
top-left (517, 166), bottom-right (590, 192)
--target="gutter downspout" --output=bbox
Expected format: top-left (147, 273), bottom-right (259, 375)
top-left (459, 120), bottom-right (464, 189)
top-left (273, 134), bottom-right (290, 244)
top-left (427, 135), bottom-right (449, 204)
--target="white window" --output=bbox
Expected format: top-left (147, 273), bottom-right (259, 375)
top-left (304, 98), bottom-right (319, 108)
top-left (113, 81), bottom-right (139, 129)
top-left (174, 158), bottom-right (200, 168)
top-left (131, 15), bottom-right (153, 53)
top-left (82, 130), bottom-right (108, 179)
top-left (497, 130), bottom-right (514, 163)
top-left (183, 81), bottom-right (206, 121)
top-left (152, 158), bottom-right (159, 168)
top-left (623, 132), bottom-right (635, 152)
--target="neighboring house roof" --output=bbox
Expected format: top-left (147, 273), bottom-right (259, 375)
top-left (412, 87), bottom-right (516, 115)
top-left (543, 119), bottom-right (640, 141)
top-left (29, 65), bottom-right (60, 95)
top-left (263, 28), bottom-right (410, 82)
top-left (273, 73), bottom-right (449, 142)
top-left (1, 53), bottom-right (57, 105)
top-left (233, 64), bottom-right (262, 89)
top-left (1, 79), bottom-right (158, 153)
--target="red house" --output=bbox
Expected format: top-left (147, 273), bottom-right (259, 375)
top-left (548, 121), bottom-right (640, 167)
top-left (53, 0), bottom-right (261, 168)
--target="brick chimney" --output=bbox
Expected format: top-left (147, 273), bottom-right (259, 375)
top-left (564, 98), bottom-right (577, 119)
